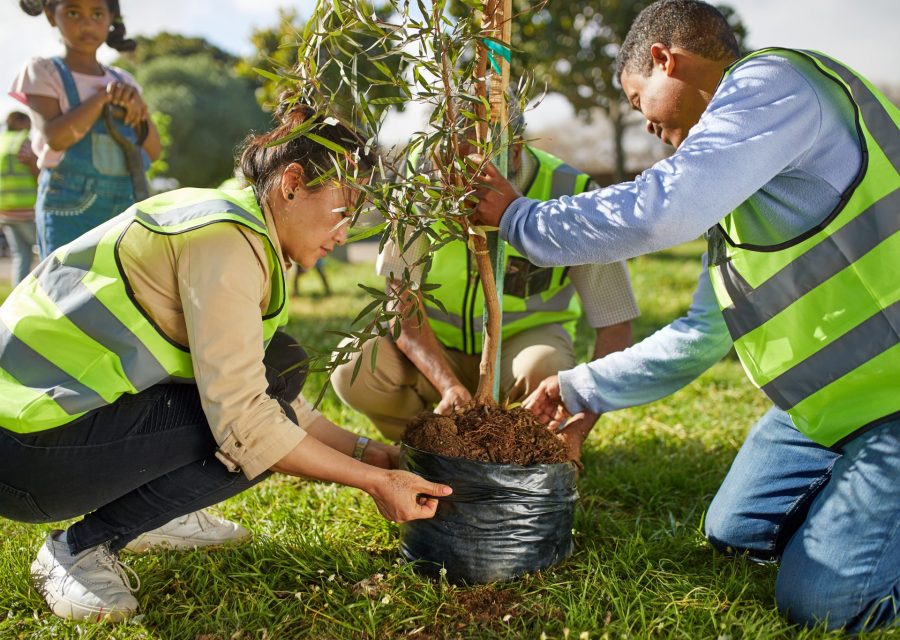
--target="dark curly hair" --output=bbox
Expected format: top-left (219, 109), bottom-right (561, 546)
top-left (20, 0), bottom-right (137, 52)
top-left (616, 0), bottom-right (739, 78)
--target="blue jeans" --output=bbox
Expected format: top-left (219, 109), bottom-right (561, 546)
top-left (705, 408), bottom-right (899, 632)
top-left (1, 221), bottom-right (36, 285)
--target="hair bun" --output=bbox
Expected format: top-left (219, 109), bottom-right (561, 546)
top-left (20, 0), bottom-right (45, 16)
top-left (274, 92), bottom-right (315, 127)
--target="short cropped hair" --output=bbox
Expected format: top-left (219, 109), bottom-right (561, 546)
top-left (6, 111), bottom-right (31, 129)
top-left (616, 0), bottom-right (739, 78)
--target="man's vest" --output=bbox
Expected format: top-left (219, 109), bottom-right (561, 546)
top-left (707, 48), bottom-right (900, 448)
top-left (0, 129), bottom-right (37, 211)
top-left (0, 187), bottom-right (289, 434)
top-left (422, 146), bottom-right (592, 354)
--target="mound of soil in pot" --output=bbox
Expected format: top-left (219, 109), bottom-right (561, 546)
top-left (403, 404), bottom-right (568, 465)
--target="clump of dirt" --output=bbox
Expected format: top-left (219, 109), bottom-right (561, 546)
top-left (403, 404), bottom-right (568, 465)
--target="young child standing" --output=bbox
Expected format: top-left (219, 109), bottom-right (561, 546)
top-left (10, 0), bottom-right (161, 258)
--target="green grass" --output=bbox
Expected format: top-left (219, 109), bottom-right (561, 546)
top-left (0, 244), bottom-right (896, 640)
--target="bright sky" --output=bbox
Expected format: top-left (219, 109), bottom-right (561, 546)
top-left (1, 0), bottom-right (897, 139)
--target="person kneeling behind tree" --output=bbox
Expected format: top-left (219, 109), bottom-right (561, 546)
top-left (0, 104), bottom-right (451, 622)
top-left (332, 126), bottom-right (639, 447)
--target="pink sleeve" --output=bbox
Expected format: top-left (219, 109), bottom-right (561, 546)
top-left (8, 57), bottom-right (64, 105)
top-left (108, 65), bottom-right (142, 93)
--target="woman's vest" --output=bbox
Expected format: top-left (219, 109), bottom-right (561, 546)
top-left (706, 48), bottom-right (900, 448)
top-left (0, 187), bottom-right (289, 434)
top-left (0, 129), bottom-right (37, 211)
top-left (424, 146), bottom-right (591, 354)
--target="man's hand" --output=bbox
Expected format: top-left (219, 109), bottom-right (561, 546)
top-left (523, 375), bottom-right (570, 429)
top-left (435, 384), bottom-right (472, 416)
top-left (470, 156), bottom-right (522, 227)
top-left (555, 412), bottom-right (600, 465)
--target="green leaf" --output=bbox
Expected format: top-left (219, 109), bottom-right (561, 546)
top-left (347, 222), bottom-right (388, 243)
top-left (304, 132), bottom-right (347, 155)
top-left (252, 66), bottom-right (283, 83)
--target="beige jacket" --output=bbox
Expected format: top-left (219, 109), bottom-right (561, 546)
top-left (117, 201), bottom-right (317, 480)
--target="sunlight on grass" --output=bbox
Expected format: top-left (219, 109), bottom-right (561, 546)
top-left (0, 244), bottom-right (889, 639)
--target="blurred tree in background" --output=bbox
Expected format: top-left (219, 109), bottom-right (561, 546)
top-left (117, 35), bottom-right (268, 187)
top-left (116, 33), bottom-right (239, 72)
top-left (453, 0), bottom-right (747, 180)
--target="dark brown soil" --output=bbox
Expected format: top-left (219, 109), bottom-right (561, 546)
top-left (403, 403), bottom-right (568, 465)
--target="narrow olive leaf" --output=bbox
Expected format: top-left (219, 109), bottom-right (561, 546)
top-left (421, 291), bottom-right (448, 314)
top-left (369, 340), bottom-right (380, 373)
top-left (349, 351), bottom-right (364, 386)
top-left (346, 222), bottom-right (387, 243)
top-left (253, 67), bottom-right (284, 83)
top-left (305, 133), bottom-right (347, 155)
top-left (312, 379), bottom-right (330, 410)
top-left (358, 284), bottom-right (389, 300)
top-left (352, 298), bottom-right (385, 326)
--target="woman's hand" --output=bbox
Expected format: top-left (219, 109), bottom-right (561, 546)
top-left (367, 470), bottom-right (453, 522)
top-left (522, 375), bottom-right (570, 429)
top-left (362, 440), bottom-right (401, 470)
top-left (435, 384), bottom-right (472, 416)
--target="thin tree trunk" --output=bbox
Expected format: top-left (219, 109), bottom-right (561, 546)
top-left (609, 98), bottom-right (627, 182)
top-left (472, 0), bottom-right (510, 404)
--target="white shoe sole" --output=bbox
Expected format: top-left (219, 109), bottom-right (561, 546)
top-left (30, 559), bottom-right (137, 622)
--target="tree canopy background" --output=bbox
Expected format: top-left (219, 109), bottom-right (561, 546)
top-left (116, 34), bottom-right (269, 188)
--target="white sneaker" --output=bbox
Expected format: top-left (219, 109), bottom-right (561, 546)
top-left (124, 510), bottom-right (250, 553)
top-left (31, 531), bottom-right (140, 622)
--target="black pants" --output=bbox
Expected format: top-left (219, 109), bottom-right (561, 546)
top-left (0, 331), bottom-right (307, 554)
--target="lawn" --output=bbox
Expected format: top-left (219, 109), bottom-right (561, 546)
top-left (0, 241), bottom-right (893, 639)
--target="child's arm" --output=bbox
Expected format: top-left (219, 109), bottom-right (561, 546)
top-left (25, 90), bottom-right (110, 152)
top-left (26, 81), bottom-right (160, 161)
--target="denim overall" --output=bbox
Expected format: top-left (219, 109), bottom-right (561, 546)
top-left (34, 57), bottom-right (147, 258)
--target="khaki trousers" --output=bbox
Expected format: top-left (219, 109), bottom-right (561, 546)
top-left (330, 324), bottom-right (576, 441)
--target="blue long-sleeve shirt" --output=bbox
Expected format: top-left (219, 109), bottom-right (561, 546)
top-left (499, 53), bottom-right (862, 413)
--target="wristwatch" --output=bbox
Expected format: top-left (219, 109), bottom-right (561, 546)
top-left (352, 436), bottom-right (370, 461)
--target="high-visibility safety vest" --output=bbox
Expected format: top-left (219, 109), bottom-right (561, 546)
top-left (421, 146), bottom-right (591, 354)
top-left (0, 187), bottom-right (289, 434)
top-left (0, 129), bottom-right (37, 211)
top-left (707, 48), bottom-right (900, 448)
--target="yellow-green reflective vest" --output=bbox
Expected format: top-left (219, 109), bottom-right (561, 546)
top-left (0, 187), bottom-right (289, 434)
top-left (423, 146), bottom-right (591, 354)
top-left (0, 130), bottom-right (37, 211)
top-left (707, 48), bottom-right (900, 448)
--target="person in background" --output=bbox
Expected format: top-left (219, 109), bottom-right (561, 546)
top-left (0, 111), bottom-right (38, 285)
top-left (332, 113), bottom-right (638, 447)
top-left (10, 0), bottom-right (161, 258)
top-left (473, 0), bottom-right (898, 631)
top-left (0, 105), bottom-right (451, 622)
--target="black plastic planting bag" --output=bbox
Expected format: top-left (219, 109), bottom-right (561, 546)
top-left (399, 444), bottom-right (579, 585)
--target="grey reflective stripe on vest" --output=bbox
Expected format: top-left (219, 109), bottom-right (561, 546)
top-left (721, 187), bottom-right (900, 339)
top-left (0, 318), bottom-right (104, 414)
top-left (135, 199), bottom-right (262, 231)
top-left (761, 299), bottom-right (900, 409)
top-left (33, 256), bottom-right (173, 388)
top-left (550, 165), bottom-right (583, 199)
top-left (808, 52), bottom-right (900, 174)
top-left (428, 284), bottom-right (575, 333)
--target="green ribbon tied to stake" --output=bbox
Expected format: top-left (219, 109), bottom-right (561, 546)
top-left (482, 39), bottom-right (512, 74)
